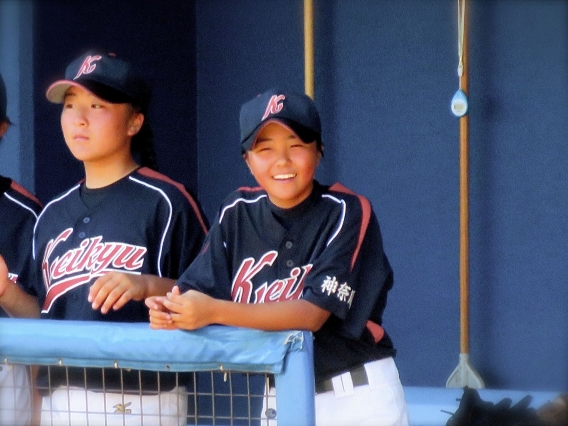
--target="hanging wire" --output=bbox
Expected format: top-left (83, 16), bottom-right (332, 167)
top-left (457, 0), bottom-right (466, 78)
top-left (451, 0), bottom-right (468, 117)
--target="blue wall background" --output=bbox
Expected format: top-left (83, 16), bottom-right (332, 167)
top-left (32, 0), bottom-right (199, 200)
top-left (2, 0), bottom-right (567, 391)
top-left (0, 0), bottom-right (34, 191)
top-left (194, 0), bottom-right (568, 391)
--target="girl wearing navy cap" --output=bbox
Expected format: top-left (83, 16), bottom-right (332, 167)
top-left (147, 88), bottom-right (409, 425)
top-left (0, 51), bottom-right (209, 426)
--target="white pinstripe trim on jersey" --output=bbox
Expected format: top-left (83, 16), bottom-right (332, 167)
top-left (322, 194), bottom-right (346, 246)
top-left (33, 184), bottom-right (81, 260)
top-left (219, 194), bottom-right (267, 223)
top-left (4, 192), bottom-right (40, 276)
top-left (3, 192), bottom-right (40, 220)
top-left (218, 193), bottom-right (346, 246)
top-left (129, 176), bottom-right (173, 277)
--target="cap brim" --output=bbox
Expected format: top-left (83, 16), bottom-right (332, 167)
top-left (45, 80), bottom-right (86, 103)
top-left (243, 119), bottom-right (318, 151)
top-left (46, 79), bottom-right (138, 106)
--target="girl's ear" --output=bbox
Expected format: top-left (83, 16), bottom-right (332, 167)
top-left (127, 112), bottom-right (144, 137)
top-left (0, 121), bottom-right (8, 138)
top-left (243, 153), bottom-right (254, 175)
top-left (316, 144), bottom-right (323, 164)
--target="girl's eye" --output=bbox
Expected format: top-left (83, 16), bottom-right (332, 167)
top-left (253, 143), bottom-right (271, 152)
top-left (91, 104), bottom-right (102, 109)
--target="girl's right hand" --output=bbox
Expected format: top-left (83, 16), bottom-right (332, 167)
top-left (145, 294), bottom-right (177, 330)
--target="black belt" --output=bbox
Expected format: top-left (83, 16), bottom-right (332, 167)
top-left (315, 365), bottom-right (369, 394)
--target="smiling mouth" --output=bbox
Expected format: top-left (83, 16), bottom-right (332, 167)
top-left (273, 173), bottom-right (296, 180)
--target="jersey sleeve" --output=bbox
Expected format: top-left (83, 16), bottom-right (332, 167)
top-left (135, 168), bottom-right (209, 280)
top-left (301, 192), bottom-right (393, 340)
top-left (175, 214), bottom-right (233, 301)
top-left (160, 195), bottom-right (208, 279)
top-left (340, 211), bottom-right (393, 339)
top-left (0, 180), bottom-right (43, 314)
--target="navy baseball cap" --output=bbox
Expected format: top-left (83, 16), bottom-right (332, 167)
top-left (240, 88), bottom-right (321, 151)
top-left (46, 51), bottom-right (151, 109)
top-left (0, 72), bottom-right (9, 123)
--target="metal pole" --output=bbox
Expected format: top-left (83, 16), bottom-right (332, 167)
top-left (304, 0), bottom-right (314, 99)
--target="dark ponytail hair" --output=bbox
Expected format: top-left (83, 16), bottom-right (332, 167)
top-left (130, 107), bottom-right (159, 171)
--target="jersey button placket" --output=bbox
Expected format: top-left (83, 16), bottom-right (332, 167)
top-left (284, 240), bottom-right (294, 268)
top-left (78, 217), bottom-right (90, 239)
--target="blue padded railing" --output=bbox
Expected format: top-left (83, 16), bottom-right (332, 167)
top-left (0, 318), bottom-right (315, 426)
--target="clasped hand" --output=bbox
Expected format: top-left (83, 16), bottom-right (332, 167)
top-left (145, 286), bottom-right (215, 331)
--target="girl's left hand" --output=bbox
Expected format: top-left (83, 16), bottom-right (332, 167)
top-left (88, 272), bottom-right (146, 314)
top-left (161, 287), bottom-right (217, 331)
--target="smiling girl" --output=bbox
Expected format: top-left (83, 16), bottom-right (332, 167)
top-left (146, 88), bottom-right (409, 425)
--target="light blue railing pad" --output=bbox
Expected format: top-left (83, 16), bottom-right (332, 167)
top-left (0, 318), bottom-right (306, 374)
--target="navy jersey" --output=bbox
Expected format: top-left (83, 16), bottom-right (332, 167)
top-left (177, 180), bottom-right (396, 381)
top-left (0, 175), bottom-right (43, 318)
top-left (28, 167), bottom-right (208, 394)
top-left (28, 167), bottom-right (208, 321)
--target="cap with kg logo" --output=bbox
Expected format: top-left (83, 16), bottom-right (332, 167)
top-left (239, 88), bottom-right (321, 151)
top-left (45, 50), bottom-right (151, 109)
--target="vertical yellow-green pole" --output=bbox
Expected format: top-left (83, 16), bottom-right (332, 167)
top-left (304, 0), bottom-right (314, 99)
top-left (459, 0), bottom-right (469, 357)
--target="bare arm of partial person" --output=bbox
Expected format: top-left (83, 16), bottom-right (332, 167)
top-left (146, 286), bottom-right (331, 332)
top-left (0, 255), bottom-right (40, 318)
